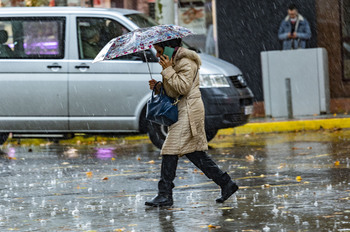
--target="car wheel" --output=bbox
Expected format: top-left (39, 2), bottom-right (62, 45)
top-left (147, 122), bottom-right (167, 149)
top-left (0, 133), bottom-right (9, 145)
top-left (147, 122), bottom-right (218, 149)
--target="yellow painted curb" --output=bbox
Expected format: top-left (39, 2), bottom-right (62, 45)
top-left (218, 118), bottom-right (350, 135)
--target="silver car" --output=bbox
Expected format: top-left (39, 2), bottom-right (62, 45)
top-left (0, 7), bottom-right (253, 148)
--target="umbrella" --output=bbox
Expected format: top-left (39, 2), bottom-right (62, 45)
top-left (92, 24), bottom-right (194, 64)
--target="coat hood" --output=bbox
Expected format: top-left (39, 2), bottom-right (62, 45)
top-left (174, 47), bottom-right (202, 67)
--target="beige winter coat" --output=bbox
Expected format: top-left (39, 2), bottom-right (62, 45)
top-left (160, 47), bottom-right (208, 156)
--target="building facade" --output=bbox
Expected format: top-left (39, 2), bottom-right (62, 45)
top-left (216, 0), bottom-right (350, 115)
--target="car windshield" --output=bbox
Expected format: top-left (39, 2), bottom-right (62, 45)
top-left (125, 13), bottom-right (158, 28)
top-left (125, 13), bottom-right (200, 53)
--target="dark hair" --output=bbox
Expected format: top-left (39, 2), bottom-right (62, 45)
top-left (154, 38), bottom-right (182, 48)
top-left (288, 4), bottom-right (298, 10)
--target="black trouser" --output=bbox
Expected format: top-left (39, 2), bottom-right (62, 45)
top-left (158, 151), bottom-right (232, 195)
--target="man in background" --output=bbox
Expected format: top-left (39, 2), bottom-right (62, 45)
top-left (278, 4), bottom-right (311, 50)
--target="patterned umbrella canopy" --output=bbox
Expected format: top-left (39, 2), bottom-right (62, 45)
top-left (93, 24), bottom-right (193, 63)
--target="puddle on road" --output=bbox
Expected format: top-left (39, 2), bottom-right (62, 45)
top-left (0, 130), bottom-right (349, 231)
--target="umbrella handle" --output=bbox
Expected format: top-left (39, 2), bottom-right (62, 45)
top-left (143, 50), bottom-right (153, 80)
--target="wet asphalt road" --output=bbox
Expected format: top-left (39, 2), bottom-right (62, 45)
top-left (0, 130), bottom-right (350, 232)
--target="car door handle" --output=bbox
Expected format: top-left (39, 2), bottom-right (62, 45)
top-left (47, 65), bottom-right (62, 69)
top-left (75, 65), bottom-right (90, 69)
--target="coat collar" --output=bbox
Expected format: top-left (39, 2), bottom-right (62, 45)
top-left (284, 14), bottom-right (304, 22)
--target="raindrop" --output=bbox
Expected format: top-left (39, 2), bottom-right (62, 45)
top-left (272, 205), bottom-right (279, 215)
top-left (327, 184), bottom-right (332, 191)
top-left (263, 225), bottom-right (270, 231)
top-left (110, 219), bottom-right (115, 224)
top-left (72, 207), bottom-right (79, 216)
top-left (302, 221), bottom-right (310, 226)
top-left (314, 201), bottom-right (318, 207)
top-left (165, 215), bottom-right (171, 221)
top-left (294, 215), bottom-right (300, 224)
top-left (232, 194), bottom-right (237, 203)
top-left (316, 219), bottom-right (320, 228)
top-left (40, 199), bottom-right (46, 208)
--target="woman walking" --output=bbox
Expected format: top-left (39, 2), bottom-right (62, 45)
top-left (146, 38), bottom-right (238, 207)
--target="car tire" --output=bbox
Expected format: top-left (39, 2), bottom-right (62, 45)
top-left (147, 122), bottom-right (218, 149)
top-left (0, 133), bottom-right (9, 145)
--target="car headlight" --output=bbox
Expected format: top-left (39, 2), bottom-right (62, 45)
top-left (199, 74), bottom-right (230, 88)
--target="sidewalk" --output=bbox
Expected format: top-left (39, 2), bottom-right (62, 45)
top-left (218, 113), bottom-right (350, 136)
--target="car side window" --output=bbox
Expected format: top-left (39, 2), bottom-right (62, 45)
top-left (0, 17), bottom-right (65, 59)
top-left (77, 17), bottom-right (131, 60)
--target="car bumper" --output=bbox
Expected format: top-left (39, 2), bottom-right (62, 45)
top-left (200, 87), bottom-right (254, 130)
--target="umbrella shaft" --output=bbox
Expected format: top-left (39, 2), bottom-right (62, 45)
top-left (143, 51), bottom-right (153, 80)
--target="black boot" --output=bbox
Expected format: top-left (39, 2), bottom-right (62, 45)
top-left (145, 155), bottom-right (178, 207)
top-left (186, 151), bottom-right (238, 203)
top-left (215, 172), bottom-right (239, 203)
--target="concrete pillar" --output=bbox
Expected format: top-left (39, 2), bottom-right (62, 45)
top-left (155, 0), bottom-right (175, 24)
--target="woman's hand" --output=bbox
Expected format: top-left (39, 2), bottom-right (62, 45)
top-left (149, 79), bottom-right (157, 90)
top-left (159, 55), bottom-right (172, 69)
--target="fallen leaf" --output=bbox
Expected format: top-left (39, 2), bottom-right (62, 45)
top-left (111, 158), bottom-right (116, 161)
top-left (86, 171), bottom-right (93, 178)
top-left (296, 176), bottom-right (302, 181)
top-left (334, 161), bottom-right (340, 166)
top-left (245, 154), bottom-right (255, 162)
top-left (114, 228), bottom-right (126, 232)
top-left (208, 224), bottom-right (221, 229)
top-left (102, 177), bottom-right (108, 181)
top-left (167, 208), bottom-right (184, 211)
top-left (137, 157), bottom-right (141, 161)
top-left (147, 160), bottom-right (155, 164)
top-left (61, 162), bottom-right (70, 165)
top-left (113, 169), bottom-right (118, 171)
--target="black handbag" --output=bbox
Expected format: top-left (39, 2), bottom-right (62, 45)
top-left (146, 81), bottom-right (180, 126)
